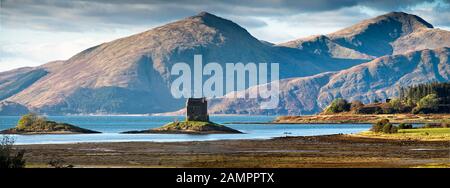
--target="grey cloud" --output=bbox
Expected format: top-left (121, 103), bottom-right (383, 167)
top-left (228, 17), bottom-right (268, 28)
top-left (1, 0), bottom-right (449, 32)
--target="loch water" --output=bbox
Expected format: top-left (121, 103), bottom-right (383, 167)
top-left (0, 115), bottom-right (371, 145)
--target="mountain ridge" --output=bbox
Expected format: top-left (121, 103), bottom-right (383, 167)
top-left (207, 47), bottom-right (449, 115)
top-left (0, 11), bottom-right (449, 115)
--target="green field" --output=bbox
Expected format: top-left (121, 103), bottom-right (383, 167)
top-left (358, 128), bottom-right (450, 141)
top-left (400, 128), bottom-right (450, 135)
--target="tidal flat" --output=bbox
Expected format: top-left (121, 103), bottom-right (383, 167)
top-left (16, 134), bottom-right (450, 168)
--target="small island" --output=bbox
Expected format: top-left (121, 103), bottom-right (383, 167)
top-left (123, 98), bottom-right (242, 134)
top-left (0, 113), bottom-right (100, 134)
top-left (123, 120), bottom-right (242, 134)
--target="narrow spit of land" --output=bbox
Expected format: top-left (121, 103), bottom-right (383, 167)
top-left (273, 114), bottom-right (450, 124)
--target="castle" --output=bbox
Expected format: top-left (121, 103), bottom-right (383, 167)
top-left (186, 98), bottom-right (209, 122)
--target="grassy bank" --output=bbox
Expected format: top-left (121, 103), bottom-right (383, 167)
top-left (356, 128), bottom-right (450, 141)
top-left (274, 114), bottom-right (450, 124)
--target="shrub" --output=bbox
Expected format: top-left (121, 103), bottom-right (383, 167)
top-left (405, 99), bottom-right (416, 107)
top-left (16, 113), bottom-right (38, 129)
top-left (350, 100), bottom-right (364, 111)
top-left (385, 125), bottom-right (398, 134)
top-left (0, 136), bottom-right (26, 168)
top-left (423, 123), bottom-right (447, 128)
top-left (378, 119), bottom-right (390, 125)
top-left (411, 107), bottom-right (422, 114)
top-left (381, 106), bottom-right (394, 114)
top-left (325, 98), bottom-right (351, 113)
top-left (16, 113), bottom-right (50, 131)
top-left (371, 119), bottom-right (389, 133)
top-left (382, 123), bottom-right (397, 134)
top-left (389, 98), bottom-right (402, 109)
top-left (413, 94), bottom-right (439, 114)
top-left (371, 124), bottom-right (384, 132)
top-left (388, 98), bottom-right (411, 113)
top-left (371, 119), bottom-right (398, 134)
top-left (355, 106), bottom-right (383, 114)
top-left (398, 123), bottom-right (413, 129)
top-left (48, 157), bottom-right (73, 168)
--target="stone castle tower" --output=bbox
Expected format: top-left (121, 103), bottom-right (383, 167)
top-left (186, 98), bottom-right (209, 122)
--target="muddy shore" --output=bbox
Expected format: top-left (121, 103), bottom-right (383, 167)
top-left (15, 134), bottom-right (450, 168)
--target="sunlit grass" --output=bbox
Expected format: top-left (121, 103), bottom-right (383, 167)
top-left (358, 128), bottom-right (450, 141)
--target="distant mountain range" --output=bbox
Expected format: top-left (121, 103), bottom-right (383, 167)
top-left (0, 11), bottom-right (449, 115)
top-left (207, 47), bottom-right (449, 115)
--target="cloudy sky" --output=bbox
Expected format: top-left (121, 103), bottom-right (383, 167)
top-left (1, 0), bottom-right (449, 72)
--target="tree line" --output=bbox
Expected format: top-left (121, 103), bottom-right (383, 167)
top-left (324, 82), bottom-right (449, 114)
top-left (399, 82), bottom-right (450, 105)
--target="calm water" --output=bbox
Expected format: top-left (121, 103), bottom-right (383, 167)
top-left (0, 116), bottom-right (371, 145)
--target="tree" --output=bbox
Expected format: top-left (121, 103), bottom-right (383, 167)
top-left (17, 113), bottom-right (38, 129)
top-left (398, 123), bottom-right (413, 129)
top-left (0, 136), bottom-right (26, 168)
top-left (371, 119), bottom-right (397, 134)
top-left (388, 98), bottom-right (409, 113)
top-left (382, 123), bottom-right (398, 134)
top-left (417, 94), bottom-right (439, 110)
top-left (16, 113), bottom-right (49, 130)
top-left (325, 98), bottom-right (351, 113)
top-left (399, 82), bottom-right (450, 112)
top-left (413, 94), bottom-right (439, 113)
top-left (371, 119), bottom-right (389, 133)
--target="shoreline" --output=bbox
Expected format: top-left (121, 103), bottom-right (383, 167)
top-left (14, 134), bottom-right (450, 168)
top-left (224, 122), bottom-right (375, 124)
top-left (274, 113), bottom-right (450, 124)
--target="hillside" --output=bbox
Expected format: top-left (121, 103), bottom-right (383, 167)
top-left (208, 47), bottom-right (450, 115)
top-left (279, 12), bottom-right (446, 58)
top-left (0, 12), bottom-right (367, 115)
top-left (327, 12), bottom-right (433, 56)
top-left (0, 12), bottom-right (449, 115)
top-left (279, 35), bottom-right (375, 60)
top-left (392, 28), bottom-right (450, 54)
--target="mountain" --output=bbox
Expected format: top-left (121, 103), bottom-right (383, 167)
top-left (0, 101), bottom-right (29, 115)
top-left (0, 12), bottom-right (367, 115)
top-left (208, 47), bottom-right (450, 115)
top-left (190, 12), bottom-right (450, 115)
top-left (0, 60), bottom-right (65, 99)
top-left (0, 11), bottom-right (449, 115)
top-left (279, 35), bottom-right (375, 60)
top-left (392, 28), bottom-right (450, 54)
top-left (279, 12), bottom-right (444, 58)
top-left (327, 12), bottom-right (433, 56)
